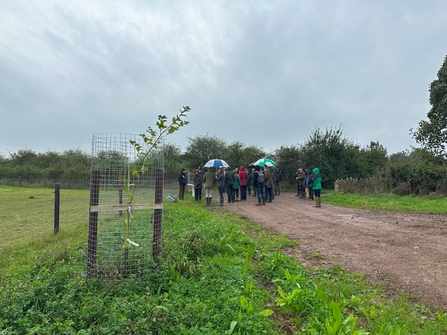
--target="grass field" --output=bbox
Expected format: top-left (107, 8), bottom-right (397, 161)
top-left (1, 185), bottom-right (446, 334)
top-left (323, 191), bottom-right (447, 214)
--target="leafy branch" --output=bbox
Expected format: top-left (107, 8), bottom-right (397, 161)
top-left (130, 106), bottom-right (190, 181)
top-left (126, 106), bottom-right (190, 204)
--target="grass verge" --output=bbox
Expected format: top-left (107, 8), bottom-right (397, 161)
top-left (323, 191), bottom-right (447, 214)
top-left (0, 187), bottom-right (446, 334)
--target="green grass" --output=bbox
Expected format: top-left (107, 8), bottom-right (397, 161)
top-left (1, 186), bottom-right (446, 334)
top-left (323, 190), bottom-right (447, 214)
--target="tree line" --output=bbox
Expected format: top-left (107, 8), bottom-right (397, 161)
top-left (1, 130), bottom-right (447, 195)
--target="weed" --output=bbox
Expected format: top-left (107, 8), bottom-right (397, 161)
top-left (309, 252), bottom-right (326, 260)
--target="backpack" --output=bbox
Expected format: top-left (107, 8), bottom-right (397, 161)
top-left (257, 171), bottom-right (265, 183)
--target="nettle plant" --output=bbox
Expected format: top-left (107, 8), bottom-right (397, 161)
top-left (121, 106), bottom-right (190, 259)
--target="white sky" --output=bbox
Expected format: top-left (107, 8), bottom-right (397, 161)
top-left (1, 0), bottom-right (446, 157)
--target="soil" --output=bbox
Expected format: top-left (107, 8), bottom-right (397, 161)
top-left (221, 192), bottom-right (447, 311)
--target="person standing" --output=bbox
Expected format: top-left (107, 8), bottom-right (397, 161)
top-left (295, 168), bottom-right (305, 198)
top-left (225, 167), bottom-right (235, 203)
top-left (303, 169), bottom-right (313, 200)
top-left (246, 169), bottom-right (252, 196)
top-left (197, 165), bottom-right (204, 176)
top-left (203, 167), bottom-right (215, 206)
top-left (274, 168), bottom-right (282, 195)
top-left (233, 168), bottom-right (240, 202)
top-left (193, 169), bottom-right (203, 201)
top-left (239, 166), bottom-right (248, 201)
top-left (253, 166), bottom-right (266, 206)
top-left (216, 167), bottom-right (226, 206)
top-left (265, 167), bottom-right (274, 203)
top-left (178, 168), bottom-right (188, 200)
top-left (251, 168), bottom-right (257, 197)
top-left (312, 167), bottom-right (322, 207)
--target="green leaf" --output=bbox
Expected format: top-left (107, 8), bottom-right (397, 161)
top-left (226, 321), bottom-right (237, 334)
top-left (258, 309), bottom-right (274, 317)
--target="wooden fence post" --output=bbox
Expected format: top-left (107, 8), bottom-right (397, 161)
top-left (54, 184), bottom-right (60, 234)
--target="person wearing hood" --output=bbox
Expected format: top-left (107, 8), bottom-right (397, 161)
top-left (239, 166), bottom-right (248, 201)
top-left (312, 167), bottom-right (322, 207)
top-left (178, 168), bottom-right (188, 200)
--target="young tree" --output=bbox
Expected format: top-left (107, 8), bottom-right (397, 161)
top-left (411, 55), bottom-right (447, 158)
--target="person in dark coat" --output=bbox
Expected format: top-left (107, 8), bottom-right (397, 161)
top-left (197, 165), bottom-right (204, 176)
top-left (274, 168), bottom-right (282, 195)
top-left (253, 166), bottom-right (266, 206)
top-left (251, 168), bottom-right (257, 197)
top-left (246, 169), bottom-right (252, 195)
top-left (224, 167), bottom-right (235, 203)
top-left (247, 169), bottom-right (253, 195)
top-left (295, 168), bottom-right (305, 198)
top-left (178, 168), bottom-right (188, 200)
top-left (233, 169), bottom-right (240, 202)
top-left (303, 169), bottom-right (313, 200)
top-left (193, 169), bottom-right (203, 201)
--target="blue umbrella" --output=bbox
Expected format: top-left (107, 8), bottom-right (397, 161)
top-left (204, 158), bottom-right (229, 168)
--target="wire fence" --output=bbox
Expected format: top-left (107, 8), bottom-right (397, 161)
top-left (0, 171), bottom-right (182, 280)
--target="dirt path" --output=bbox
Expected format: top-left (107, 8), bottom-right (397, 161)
top-left (221, 192), bottom-right (447, 310)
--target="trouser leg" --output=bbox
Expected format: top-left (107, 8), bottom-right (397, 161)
top-left (179, 185), bottom-right (185, 200)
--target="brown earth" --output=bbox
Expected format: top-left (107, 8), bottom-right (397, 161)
top-left (220, 192), bottom-right (447, 311)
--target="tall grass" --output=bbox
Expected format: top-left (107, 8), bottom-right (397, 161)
top-left (1, 186), bottom-right (446, 334)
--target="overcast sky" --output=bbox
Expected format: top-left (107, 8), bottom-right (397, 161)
top-left (1, 0), bottom-right (446, 157)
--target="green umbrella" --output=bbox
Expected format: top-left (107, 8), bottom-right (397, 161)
top-left (252, 157), bottom-right (277, 167)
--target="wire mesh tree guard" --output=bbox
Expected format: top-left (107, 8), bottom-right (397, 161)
top-left (87, 133), bottom-right (164, 280)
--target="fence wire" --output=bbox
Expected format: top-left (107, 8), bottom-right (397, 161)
top-left (88, 133), bottom-right (164, 280)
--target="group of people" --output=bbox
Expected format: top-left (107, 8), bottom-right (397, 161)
top-left (294, 167), bottom-right (322, 207)
top-left (178, 165), bottom-right (322, 208)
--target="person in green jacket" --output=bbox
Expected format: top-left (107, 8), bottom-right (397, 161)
top-left (233, 169), bottom-right (241, 202)
top-left (312, 167), bottom-right (322, 208)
